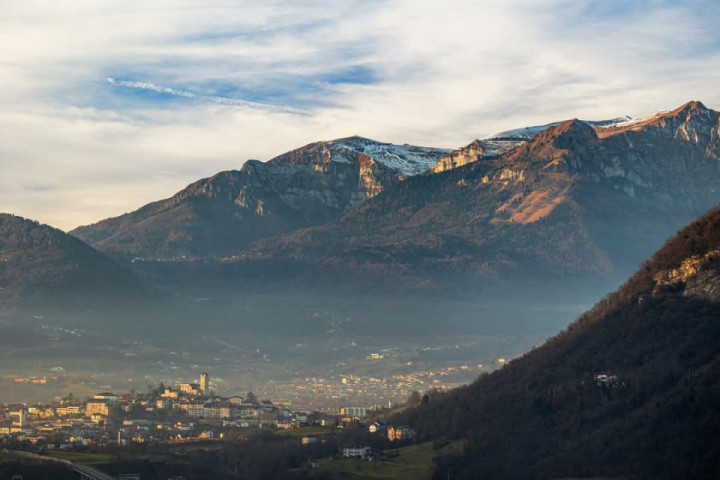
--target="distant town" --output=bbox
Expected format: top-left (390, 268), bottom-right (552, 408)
top-left (0, 370), bottom-right (454, 449)
top-left (2, 322), bottom-right (515, 408)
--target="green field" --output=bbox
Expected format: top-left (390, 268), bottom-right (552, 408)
top-left (279, 425), bottom-right (334, 437)
top-left (435, 439), bottom-right (467, 457)
top-left (317, 442), bottom-right (434, 480)
top-left (43, 451), bottom-right (113, 465)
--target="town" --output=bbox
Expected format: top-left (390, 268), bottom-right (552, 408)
top-left (0, 371), bottom-right (441, 479)
top-left (0, 372), bottom-right (422, 449)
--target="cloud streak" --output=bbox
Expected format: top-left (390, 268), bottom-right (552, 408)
top-left (105, 77), bottom-right (196, 98)
top-left (104, 77), bottom-right (310, 114)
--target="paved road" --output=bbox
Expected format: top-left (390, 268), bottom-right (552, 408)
top-left (7, 450), bottom-right (70, 465)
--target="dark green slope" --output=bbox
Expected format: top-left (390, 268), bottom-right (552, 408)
top-left (0, 213), bottom-right (144, 310)
top-left (396, 207), bottom-right (720, 479)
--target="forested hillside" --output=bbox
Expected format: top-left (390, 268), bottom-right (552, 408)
top-left (394, 207), bottom-right (720, 479)
top-left (0, 213), bottom-right (142, 309)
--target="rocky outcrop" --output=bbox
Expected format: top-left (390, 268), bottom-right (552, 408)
top-left (653, 247), bottom-right (720, 302)
top-left (430, 139), bottom-right (523, 173)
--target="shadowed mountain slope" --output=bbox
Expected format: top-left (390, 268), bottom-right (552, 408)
top-left (396, 205), bottom-right (720, 479)
top-left (0, 213), bottom-right (143, 310)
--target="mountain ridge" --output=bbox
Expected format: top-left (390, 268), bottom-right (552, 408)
top-left (245, 101), bottom-right (720, 282)
top-left (68, 101), bottom-right (720, 292)
top-left (70, 137), bottom-right (450, 260)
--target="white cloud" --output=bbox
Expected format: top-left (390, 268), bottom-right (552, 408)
top-left (0, 0), bottom-right (719, 230)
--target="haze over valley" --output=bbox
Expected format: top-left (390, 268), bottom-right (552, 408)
top-left (2, 101), bottom-right (719, 410)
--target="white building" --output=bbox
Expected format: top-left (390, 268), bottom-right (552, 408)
top-left (94, 392), bottom-right (119, 404)
top-left (340, 407), bottom-right (367, 418)
top-left (342, 446), bottom-right (371, 459)
top-left (368, 422), bottom-right (386, 433)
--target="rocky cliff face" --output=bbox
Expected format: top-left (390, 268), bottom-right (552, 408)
top-left (70, 136), bottom-right (449, 259)
top-left (430, 139), bottom-right (523, 173)
top-left (241, 136), bottom-right (439, 217)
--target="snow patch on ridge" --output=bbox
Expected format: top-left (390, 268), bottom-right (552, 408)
top-left (488, 117), bottom-right (633, 140)
top-left (595, 111), bottom-right (670, 130)
top-left (329, 136), bottom-right (451, 176)
top-left (479, 139), bottom-right (526, 156)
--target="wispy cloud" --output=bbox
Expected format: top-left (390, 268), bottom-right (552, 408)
top-left (104, 76), bottom-right (310, 114)
top-left (105, 77), bottom-right (196, 98)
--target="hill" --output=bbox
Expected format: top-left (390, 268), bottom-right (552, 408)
top-left (395, 206), bottom-right (720, 479)
top-left (0, 213), bottom-right (143, 310)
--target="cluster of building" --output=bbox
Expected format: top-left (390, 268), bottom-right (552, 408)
top-left (0, 372), bottom-right (343, 447)
top-left (368, 422), bottom-right (416, 442)
top-left (251, 363), bottom-right (488, 411)
top-left (334, 423), bottom-right (418, 462)
top-left (12, 376), bottom-right (48, 385)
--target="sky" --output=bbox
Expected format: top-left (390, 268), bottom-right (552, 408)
top-left (1, 0), bottom-right (719, 231)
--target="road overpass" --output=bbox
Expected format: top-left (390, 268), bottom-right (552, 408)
top-left (70, 463), bottom-right (117, 480)
top-left (8, 450), bottom-right (118, 480)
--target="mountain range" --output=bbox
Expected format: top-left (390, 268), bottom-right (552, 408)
top-left (69, 102), bottom-right (720, 289)
top-left (246, 101), bottom-right (720, 281)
